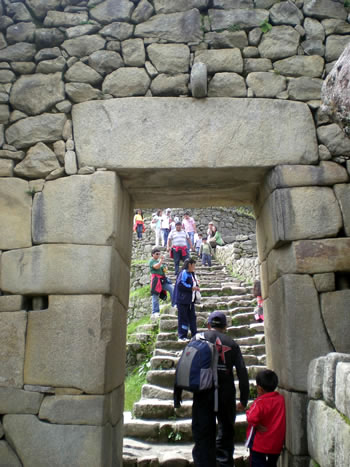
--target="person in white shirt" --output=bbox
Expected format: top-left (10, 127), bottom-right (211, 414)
top-left (161, 208), bottom-right (172, 247)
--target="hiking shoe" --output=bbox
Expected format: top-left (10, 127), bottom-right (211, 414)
top-left (177, 338), bottom-right (189, 342)
top-left (151, 313), bottom-right (160, 319)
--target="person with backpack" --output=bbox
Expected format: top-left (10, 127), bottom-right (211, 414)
top-left (174, 311), bottom-right (249, 467)
top-left (173, 257), bottom-right (200, 342)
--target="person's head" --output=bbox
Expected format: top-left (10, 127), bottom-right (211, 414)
top-left (166, 208), bottom-right (171, 215)
top-left (202, 236), bottom-right (207, 243)
top-left (256, 369), bottom-right (278, 394)
top-left (208, 222), bottom-right (216, 231)
top-left (137, 209), bottom-right (143, 216)
top-left (157, 209), bottom-right (162, 216)
top-left (174, 216), bottom-right (179, 223)
top-left (175, 221), bottom-right (182, 231)
top-left (182, 257), bottom-right (196, 272)
top-left (151, 247), bottom-right (161, 259)
top-left (184, 211), bottom-right (190, 219)
top-left (208, 311), bottom-right (227, 331)
top-left (198, 233), bottom-right (202, 239)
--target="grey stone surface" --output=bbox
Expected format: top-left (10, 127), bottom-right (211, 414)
top-left (320, 290), bottom-right (350, 353)
top-left (0, 441), bottom-right (21, 467)
top-left (131, 0), bottom-right (154, 24)
top-left (0, 104), bottom-right (9, 123)
top-left (32, 172), bottom-right (119, 246)
top-left (65, 24), bottom-right (100, 40)
top-left (35, 28), bottom-right (65, 49)
top-left (0, 178), bottom-right (32, 250)
top-left (34, 47), bottom-right (61, 62)
top-left (0, 295), bottom-right (25, 312)
top-left (62, 35), bottom-right (106, 58)
top-left (6, 2), bottom-right (31, 22)
top-left (3, 415), bottom-right (113, 467)
top-left (322, 19), bottom-right (350, 36)
top-left (303, 0), bottom-right (347, 20)
top-left (0, 42), bottom-right (36, 62)
top-left (313, 273), bottom-right (335, 293)
top-left (208, 72), bottom-right (246, 97)
top-left (135, 9), bottom-right (202, 43)
top-left (246, 72), bottom-right (286, 98)
top-left (72, 98), bottom-right (318, 179)
top-left (266, 238), bottom-right (350, 284)
top-left (244, 58), bottom-right (272, 73)
top-left (307, 400), bottom-right (338, 467)
top-left (88, 50), bottom-right (124, 75)
top-left (209, 8), bottom-right (269, 30)
top-left (44, 11), bottom-right (88, 27)
top-left (194, 49), bottom-right (243, 73)
top-left (334, 184), bottom-right (350, 236)
top-left (0, 245), bottom-right (128, 299)
top-left (0, 312), bottom-right (27, 388)
top-left (190, 62), bottom-right (207, 98)
top-left (257, 187), bottom-right (342, 260)
top-left (213, 0), bottom-right (254, 7)
top-left (288, 77), bottom-right (322, 101)
top-left (103, 67), bottom-right (150, 97)
top-left (25, 0), bottom-right (61, 19)
top-left (0, 387), bottom-right (43, 414)
top-left (335, 362), bottom-right (350, 419)
top-left (64, 150), bottom-right (77, 175)
top-left (10, 61), bottom-right (35, 74)
top-left (147, 44), bottom-right (190, 74)
top-left (273, 56), bottom-right (324, 78)
top-left (258, 26), bottom-right (300, 60)
top-left (39, 394), bottom-right (109, 425)
top-left (90, 0), bottom-right (134, 24)
top-left (100, 22), bottom-right (133, 41)
top-left (304, 18), bottom-right (325, 41)
top-left (264, 275), bottom-right (332, 391)
top-left (150, 73), bottom-right (189, 96)
top-left (308, 356), bottom-right (326, 400)
top-left (65, 61), bottom-right (102, 85)
top-left (205, 31), bottom-right (248, 49)
top-left (6, 113), bottom-right (67, 148)
top-left (335, 414), bottom-right (350, 467)
top-left (45, 167), bottom-right (64, 180)
top-left (122, 38), bottom-right (145, 67)
top-left (154, 0), bottom-right (208, 13)
top-left (325, 35), bottom-right (350, 63)
top-left (14, 142), bottom-right (60, 179)
top-left (65, 82), bottom-right (102, 103)
top-left (0, 158), bottom-right (13, 176)
top-left (301, 39), bottom-right (325, 57)
top-left (6, 22), bottom-right (36, 45)
top-left (280, 389), bottom-right (308, 455)
top-left (323, 353), bottom-right (350, 407)
top-left (24, 295), bottom-right (126, 394)
top-left (317, 124), bottom-right (350, 156)
top-left (36, 57), bottom-right (66, 73)
top-left (270, 1), bottom-right (304, 26)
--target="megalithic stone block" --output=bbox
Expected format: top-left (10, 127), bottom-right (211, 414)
top-left (24, 295), bottom-right (127, 394)
top-left (264, 274), bottom-right (332, 391)
top-left (256, 187), bottom-right (342, 261)
top-left (320, 290), bottom-right (350, 353)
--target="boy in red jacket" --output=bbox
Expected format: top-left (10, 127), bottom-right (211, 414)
top-left (246, 369), bottom-right (286, 467)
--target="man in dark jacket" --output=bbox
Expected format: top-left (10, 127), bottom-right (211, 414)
top-left (191, 311), bottom-right (249, 467)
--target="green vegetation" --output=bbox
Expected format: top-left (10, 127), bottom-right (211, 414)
top-left (260, 19), bottom-right (272, 33)
top-left (127, 315), bottom-right (151, 337)
top-left (131, 259), bottom-right (148, 265)
top-left (236, 206), bottom-right (255, 218)
top-left (345, 0), bottom-right (350, 8)
top-left (226, 265), bottom-right (252, 285)
top-left (130, 285), bottom-right (151, 300)
top-left (124, 361), bottom-right (150, 412)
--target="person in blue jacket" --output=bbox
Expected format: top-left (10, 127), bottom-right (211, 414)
top-left (174, 258), bottom-right (200, 342)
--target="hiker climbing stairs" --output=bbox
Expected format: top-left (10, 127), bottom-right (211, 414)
top-left (123, 256), bottom-right (265, 466)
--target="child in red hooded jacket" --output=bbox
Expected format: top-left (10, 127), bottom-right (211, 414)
top-left (246, 369), bottom-right (286, 467)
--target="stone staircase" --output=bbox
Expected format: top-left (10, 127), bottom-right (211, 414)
top-left (123, 257), bottom-right (265, 466)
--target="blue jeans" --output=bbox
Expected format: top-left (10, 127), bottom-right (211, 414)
top-left (151, 281), bottom-right (174, 314)
top-left (162, 228), bottom-right (170, 246)
top-left (202, 253), bottom-right (212, 266)
top-left (136, 224), bottom-right (143, 239)
top-left (187, 231), bottom-right (195, 249)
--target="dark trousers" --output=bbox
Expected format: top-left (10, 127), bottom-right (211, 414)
top-left (136, 223), bottom-right (143, 239)
top-left (177, 302), bottom-right (197, 339)
top-left (250, 450), bottom-right (280, 467)
top-left (192, 383), bottom-right (236, 467)
top-left (172, 248), bottom-right (188, 275)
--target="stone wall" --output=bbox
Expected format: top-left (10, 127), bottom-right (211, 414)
top-left (0, 0), bottom-right (349, 464)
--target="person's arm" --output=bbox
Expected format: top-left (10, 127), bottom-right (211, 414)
top-left (152, 257), bottom-right (164, 270)
top-left (167, 232), bottom-right (172, 250)
top-left (192, 220), bottom-right (196, 233)
top-left (179, 271), bottom-right (192, 288)
top-left (186, 233), bottom-right (193, 250)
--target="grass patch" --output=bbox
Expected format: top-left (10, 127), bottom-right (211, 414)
top-left (131, 259), bottom-right (148, 265)
top-left (127, 315), bottom-right (152, 338)
top-left (235, 206), bottom-right (255, 218)
top-left (130, 285), bottom-right (151, 300)
top-left (124, 364), bottom-right (149, 412)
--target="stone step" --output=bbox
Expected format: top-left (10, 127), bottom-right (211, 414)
top-left (136, 323), bottom-right (158, 333)
top-left (236, 334), bottom-right (265, 346)
top-left (231, 312), bottom-right (256, 325)
top-left (123, 437), bottom-right (250, 466)
top-left (128, 333), bottom-right (154, 344)
top-left (200, 286), bottom-right (248, 297)
top-left (133, 399), bottom-right (193, 419)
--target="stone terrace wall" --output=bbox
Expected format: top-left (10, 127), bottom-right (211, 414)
top-left (0, 0), bottom-right (350, 465)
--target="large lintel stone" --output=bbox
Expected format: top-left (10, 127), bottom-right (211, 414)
top-left (32, 172), bottom-right (119, 246)
top-left (0, 178), bottom-right (31, 250)
top-left (0, 312), bottom-right (27, 388)
top-left (256, 187), bottom-right (342, 261)
top-left (266, 238), bottom-right (350, 284)
top-left (24, 295), bottom-right (127, 394)
top-left (320, 290), bottom-right (350, 353)
top-left (264, 275), bottom-right (332, 391)
top-left (0, 244), bottom-right (129, 299)
top-left (72, 98), bottom-right (318, 171)
top-left (3, 415), bottom-right (113, 467)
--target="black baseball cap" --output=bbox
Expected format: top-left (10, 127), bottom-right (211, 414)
top-left (208, 311), bottom-right (227, 328)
